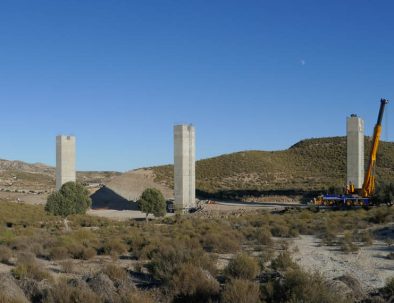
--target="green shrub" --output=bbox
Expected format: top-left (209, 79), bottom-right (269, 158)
top-left (224, 254), bottom-right (259, 280)
top-left (221, 279), bottom-right (260, 303)
top-left (45, 182), bottom-right (91, 217)
top-left (137, 188), bottom-right (166, 220)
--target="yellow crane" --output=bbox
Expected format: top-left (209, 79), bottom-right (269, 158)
top-left (315, 98), bottom-right (388, 207)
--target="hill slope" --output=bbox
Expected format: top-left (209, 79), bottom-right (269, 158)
top-left (152, 137), bottom-right (394, 198)
top-left (0, 159), bottom-right (120, 193)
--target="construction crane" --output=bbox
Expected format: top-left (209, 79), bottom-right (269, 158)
top-left (314, 98), bottom-right (389, 207)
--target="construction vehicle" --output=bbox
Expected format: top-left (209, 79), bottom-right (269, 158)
top-left (314, 98), bottom-right (389, 207)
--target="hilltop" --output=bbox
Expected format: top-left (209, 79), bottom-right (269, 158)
top-left (152, 136), bottom-right (394, 199)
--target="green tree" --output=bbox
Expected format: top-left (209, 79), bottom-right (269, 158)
top-left (138, 188), bottom-right (166, 221)
top-left (45, 182), bottom-right (91, 217)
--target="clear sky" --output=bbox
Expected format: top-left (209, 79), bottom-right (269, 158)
top-left (0, 0), bottom-right (393, 171)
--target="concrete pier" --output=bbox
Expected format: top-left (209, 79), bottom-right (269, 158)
top-left (56, 135), bottom-right (76, 190)
top-left (347, 115), bottom-right (364, 189)
top-left (174, 124), bottom-right (195, 210)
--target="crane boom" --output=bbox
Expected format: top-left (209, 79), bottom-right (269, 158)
top-left (361, 98), bottom-right (388, 197)
top-left (313, 98), bottom-right (389, 207)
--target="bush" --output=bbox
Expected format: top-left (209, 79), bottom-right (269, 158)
top-left (384, 277), bottom-right (394, 296)
top-left (100, 237), bottom-right (127, 259)
top-left (221, 279), bottom-right (260, 303)
top-left (68, 244), bottom-right (96, 260)
top-left (12, 253), bottom-right (51, 281)
top-left (171, 263), bottom-right (220, 302)
top-left (340, 232), bottom-right (359, 253)
top-left (367, 207), bottom-right (392, 224)
top-left (103, 264), bottom-right (130, 287)
top-left (255, 227), bottom-right (273, 246)
top-left (372, 183), bottom-right (394, 205)
top-left (353, 230), bottom-right (373, 246)
top-left (137, 188), bottom-right (166, 220)
top-left (45, 278), bottom-right (100, 303)
top-left (224, 254), bottom-right (259, 280)
top-left (45, 182), bottom-right (91, 217)
top-left (271, 251), bottom-right (297, 271)
top-left (147, 240), bottom-right (215, 285)
top-left (263, 268), bottom-right (344, 303)
top-left (49, 246), bottom-right (69, 260)
top-left (0, 245), bottom-right (12, 264)
top-left (59, 260), bottom-right (74, 273)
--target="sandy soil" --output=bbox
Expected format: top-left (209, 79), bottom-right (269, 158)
top-left (0, 192), bottom-right (47, 205)
top-left (106, 169), bottom-right (173, 201)
top-left (87, 209), bottom-right (175, 221)
top-left (291, 234), bottom-right (394, 292)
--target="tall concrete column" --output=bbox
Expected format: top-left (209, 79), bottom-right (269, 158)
top-left (174, 124), bottom-right (196, 210)
top-left (56, 135), bottom-right (76, 190)
top-left (347, 115), bottom-right (364, 189)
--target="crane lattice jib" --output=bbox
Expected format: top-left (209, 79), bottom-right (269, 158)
top-left (362, 99), bottom-right (388, 198)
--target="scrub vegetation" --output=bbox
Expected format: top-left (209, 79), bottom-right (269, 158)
top-left (0, 199), bottom-right (392, 302)
top-left (153, 137), bottom-right (394, 200)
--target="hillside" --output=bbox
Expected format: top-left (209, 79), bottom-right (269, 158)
top-left (1, 136), bottom-right (394, 203)
top-left (152, 137), bottom-right (394, 199)
top-left (0, 159), bottom-right (120, 203)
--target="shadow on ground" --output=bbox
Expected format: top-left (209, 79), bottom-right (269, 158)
top-left (91, 186), bottom-right (139, 210)
top-left (196, 189), bottom-right (321, 202)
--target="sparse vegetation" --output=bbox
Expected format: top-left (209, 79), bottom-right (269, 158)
top-left (153, 137), bottom-right (394, 200)
top-left (222, 279), bottom-right (261, 303)
top-left (0, 198), bottom-right (392, 302)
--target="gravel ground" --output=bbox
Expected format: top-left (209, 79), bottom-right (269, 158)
top-left (291, 234), bottom-right (394, 292)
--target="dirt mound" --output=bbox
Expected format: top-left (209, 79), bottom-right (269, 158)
top-left (104, 169), bottom-right (173, 202)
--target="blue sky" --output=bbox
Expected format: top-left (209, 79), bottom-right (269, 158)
top-left (0, 0), bottom-right (393, 171)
